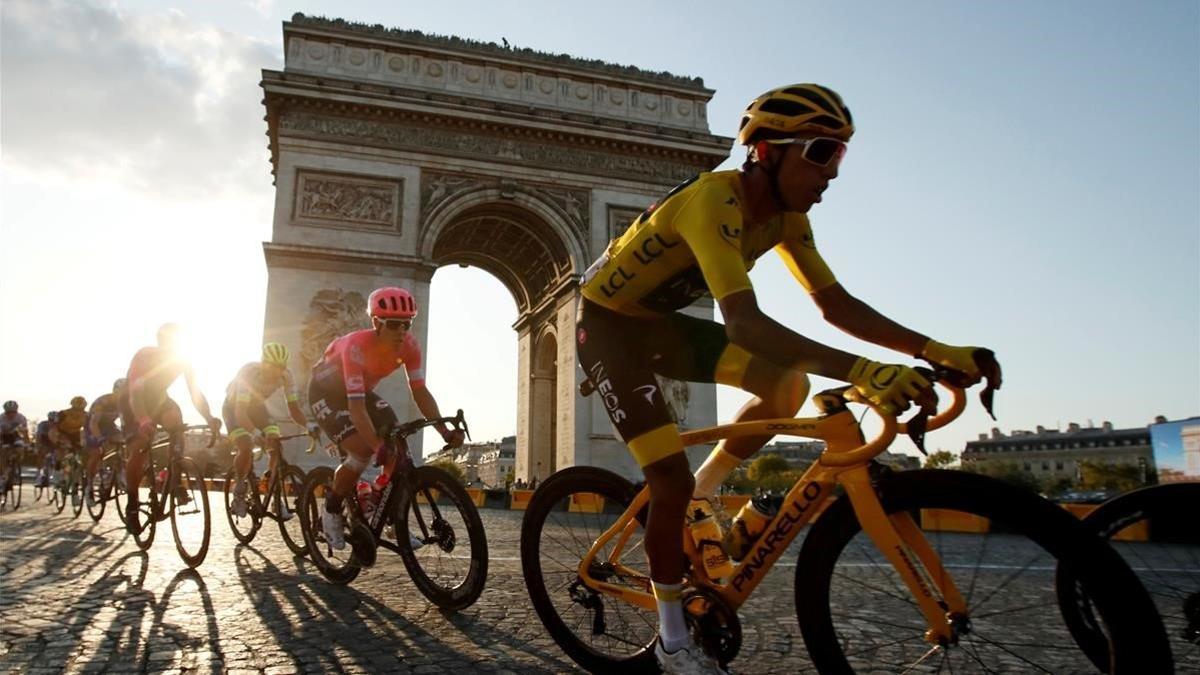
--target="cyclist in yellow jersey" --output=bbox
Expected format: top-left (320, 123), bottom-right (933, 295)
top-left (55, 396), bottom-right (89, 454)
top-left (577, 84), bottom-right (1002, 674)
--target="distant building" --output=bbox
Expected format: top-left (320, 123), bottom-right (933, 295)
top-left (428, 435), bottom-right (515, 488)
top-left (961, 420), bottom-right (1155, 481)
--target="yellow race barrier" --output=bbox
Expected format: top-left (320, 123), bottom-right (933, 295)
top-left (510, 489), bottom-right (534, 510)
top-left (569, 492), bottom-right (605, 513)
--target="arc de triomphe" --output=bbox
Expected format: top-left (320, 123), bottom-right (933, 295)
top-left (261, 14), bottom-right (729, 479)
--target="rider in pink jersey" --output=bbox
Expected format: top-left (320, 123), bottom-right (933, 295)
top-left (308, 287), bottom-right (464, 551)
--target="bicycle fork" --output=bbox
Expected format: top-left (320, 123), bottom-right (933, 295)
top-left (840, 466), bottom-right (969, 646)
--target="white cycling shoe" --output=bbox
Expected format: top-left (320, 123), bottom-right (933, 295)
top-left (655, 639), bottom-right (729, 675)
top-left (321, 509), bottom-right (347, 551)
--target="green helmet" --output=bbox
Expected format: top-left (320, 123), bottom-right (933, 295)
top-left (262, 342), bottom-right (290, 367)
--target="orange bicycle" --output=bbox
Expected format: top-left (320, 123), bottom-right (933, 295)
top-left (520, 377), bottom-right (1171, 672)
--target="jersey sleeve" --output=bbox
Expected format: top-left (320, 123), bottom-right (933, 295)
top-left (400, 333), bottom-right (426, 388)
top-left (673, 188), bottom-right (753, 301)
top-left (775, 213), bottom-right (837, 293)
top-left (342, 337), bottom-right (368, 399)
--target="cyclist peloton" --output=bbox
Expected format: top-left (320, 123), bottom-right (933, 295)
top-left (0, 401), bottom-right (30, 491)
top-left (122, 323), bottom-right (222, 530)
top-left (84, 380), bottom-right (125, 505)
top-left (576, 84), bottom-right (1001, 674)
top-left (308, 287), bottom-right (464, 551)
top-left (224, 342), bottom-right (320, 518)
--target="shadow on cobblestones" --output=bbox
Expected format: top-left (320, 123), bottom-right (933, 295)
top-left (229, 544), bottom-right (575, 673)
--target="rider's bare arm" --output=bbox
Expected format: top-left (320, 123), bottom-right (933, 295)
top-left (183, 366), bottom-right (216, 423)
top-left (719, 289), bottom-right (858, 380)
top-left (811, 282), bottom-right (929, 357)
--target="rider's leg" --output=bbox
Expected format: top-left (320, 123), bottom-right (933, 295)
top-left (694, 350), bottom-right (809, 498)
top-left (637, 440), bottom-right (695, 653)
top-left (232, 431), bottom-right (254, 478)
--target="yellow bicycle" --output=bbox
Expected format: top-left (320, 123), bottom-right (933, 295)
top-left (520, 379), bottom-right (1171, 673)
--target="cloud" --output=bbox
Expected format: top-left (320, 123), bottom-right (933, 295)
top-left (0, 0), bottom-right (280, 199)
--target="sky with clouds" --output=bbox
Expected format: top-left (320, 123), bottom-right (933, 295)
top-left (1, 0), bottom-right (1197, 459)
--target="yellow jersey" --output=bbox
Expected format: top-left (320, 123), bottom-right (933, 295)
top-left (580, 170), bottom-right (836, 317)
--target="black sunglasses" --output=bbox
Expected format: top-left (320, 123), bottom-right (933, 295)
top-left (379, 318), bottom-right (412, 331)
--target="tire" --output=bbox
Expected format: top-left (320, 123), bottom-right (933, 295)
top-left (519, 466), bottom-right (657, 674)
top-left (69, 467), bottom-right (85, 519)
top-left (394, 465), bottom-right (488, 611)
top-left (112, 457), bottom-right (129, 526)
top-left (794, 469), bottom-right (1172, 674)
top-left (223, 468), bottom-right (262, 545)
top-left (130, 464), bottom-right (159, 552)
top-left (1058, 482), bottom-right (1200, 672)
top-left (52, 469), bottom-right (68, 515)
top-left (170, 458), bottom-right (211, 568)
top-left (85, 472), bottom-right (106, 522)
top-left (298, 466), bottom-right (361, 585)
top-left (276, 465), bottom-right (308, 558)
top-left (9, 466), bottom-right (21, 511)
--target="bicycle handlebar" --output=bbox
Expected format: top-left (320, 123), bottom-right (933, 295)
top-left (821, 380), bottom-right (967, 467)
top-left (387, 409), bottom-right (470, 449)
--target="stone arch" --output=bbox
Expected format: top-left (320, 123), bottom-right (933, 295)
top-left (419, 186), bottom-right (586, 288)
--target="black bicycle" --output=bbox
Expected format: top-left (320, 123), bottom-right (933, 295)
top-left (223, 431), bottom-right (316, 557)
top-left (0, 443), bottom-right (25, 511)
top-left (1059, 481), bottom-right (1200, 671)
top-left (128, 425), bottom-right (217, 568)
top-left (85, 439), bottom-right (128, 523)
top-left (299, 410), bottom-right (488, 611)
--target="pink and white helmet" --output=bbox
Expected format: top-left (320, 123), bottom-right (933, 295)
top-left (368, 287), bottom-right (418, 319)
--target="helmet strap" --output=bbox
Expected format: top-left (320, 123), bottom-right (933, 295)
top-left (760, 143), bottom-right (791, 213)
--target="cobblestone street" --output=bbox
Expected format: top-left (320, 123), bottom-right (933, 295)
top-left (1, 494), bottom-right (823, 674)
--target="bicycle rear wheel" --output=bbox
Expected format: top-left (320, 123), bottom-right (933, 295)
top-left (298, 466), bottom-right (361, 585)
top-left (393, 465), bottom-right (488, 611)
top-left (1058, 482), bottom-right (1200, 672)
top-left (223, 467), bottom-right (261, 545)
top-left (275, 465), bottom-right (308, 558)
top-left (795, 468), bottom-right (1172, 673)
top-left (520, 466), bottom-right (658, 674)
top-left (170, 458), bottom-right (211, 568)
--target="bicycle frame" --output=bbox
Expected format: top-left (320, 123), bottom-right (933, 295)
top-left (577, 386), bottom-right (970, 645)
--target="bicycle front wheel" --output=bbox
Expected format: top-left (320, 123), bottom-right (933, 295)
top-left (298, 466), bottom-right (360, 585)
top-left (223, 467), bottom-right (261, 545)
top-left (52, 469), bottom-right (68, 515)
top-left (394, 465), bottom-right (488, 611)
top-left (275, 465), bottom-right (308, 558)
top-left (69, 468), bottom-right (85, 519)
top-left (1058, 482), bottom-right (1200, 672)
top-left (519, 466), bottom-right (658, 674)
top-left (795, 468), bottom-right (1172, 674)
top-left (85, 472), bottom-right (106, 522)
top-left (170, 458), bottom-right (211, 568)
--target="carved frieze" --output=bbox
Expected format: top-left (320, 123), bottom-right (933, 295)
top-left (280, 111), bottom-right (698, 185)
top-left (300, 289), bottom-right (368, 375)
top-left (656, 375), bottom-right (691, 426)
top-left (293, 170), bottom-right (402, 233)
top-left (420, 169), bottom-right (590, 244)
top-left (606, 205), bottom-right (644, 241)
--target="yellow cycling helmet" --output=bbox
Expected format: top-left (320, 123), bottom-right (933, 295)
top-left (737, 84), bottom-right (855, 145)
top-left (262, 342), bottom-right (290, 367)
